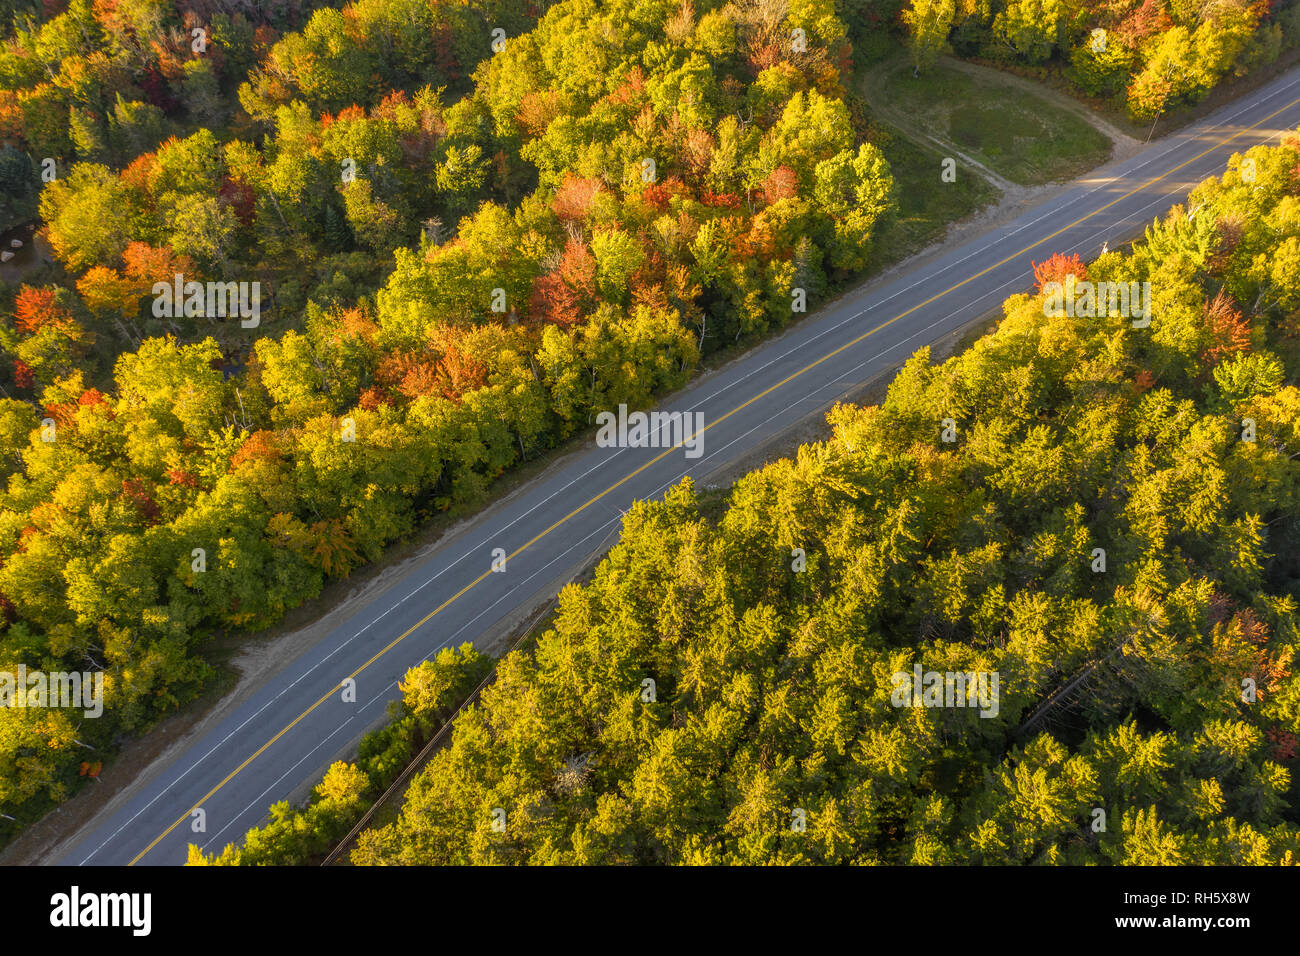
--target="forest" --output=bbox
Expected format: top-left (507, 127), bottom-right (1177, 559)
top-left (0, 0), bottom-right (896, 839)
top-left (318, 136), bottom-right (1299, 865)
top-left (0, 0), bottom-right (1297, 856)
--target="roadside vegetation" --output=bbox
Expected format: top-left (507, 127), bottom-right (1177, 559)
top-left (866, 118), bottom-right (999, 261)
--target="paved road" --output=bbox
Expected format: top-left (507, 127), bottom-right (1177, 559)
top-left (55, 65), bottom-right (1300, 866)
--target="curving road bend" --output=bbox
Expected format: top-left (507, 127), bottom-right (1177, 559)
top-left (52, 64), bottom-right (1300, 865)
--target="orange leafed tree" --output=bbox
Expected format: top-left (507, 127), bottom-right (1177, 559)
top-left (123, 242), bottom-right (193, 285)
top-left (309, 518), bottom-right (359, 577)
top-left (230, 429), bottom-right (284, 470)
top-left (435, 344), bottom-right (488, 401)
top-left (12, 359), bottom-right (33, 390)
top-left (78, 388), bottom-right (108, 408)
top-left (528, 271), bottom-right (580, 326)
top-left (167, 468), bottom-right (199, 488)
top-left (529, 237), bottom-right (597, 327)
top-left (1200, 289), bottom-right (1251, 366)
top-left (357, 385), bottom-right (393, 410)
top-left (516, 89), bottom-right (563, 138)
top-left (336, 307), bottom-right (380, 345)
top-left (681, 127), bottom-right (715, 180)
top-left (761, 165), bottom-right (798, 205)
top-left (376, 350), bottom-right (441, 400)
top-left (552, 175), bottom-right (605, 222)
top-left (1032, 252), bottom-right (1087, 292)
top-left (120, 152), bottom-right (159, 194)
top-left (13, 286), bottom-right (75, 335)
top-left (77, 266), bottom-right (141, 315)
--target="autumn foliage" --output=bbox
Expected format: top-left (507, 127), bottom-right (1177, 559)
top-left (1032, 253), bottom-right (1087, 292)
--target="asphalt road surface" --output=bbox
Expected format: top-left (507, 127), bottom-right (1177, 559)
top-left (54, 64), bottom-right (1300, 865)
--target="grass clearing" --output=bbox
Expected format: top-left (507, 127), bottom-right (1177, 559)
top-left (868, 121), bottom-right (1000, 267)
top-left (870, 57), bottom-right (1112, 186)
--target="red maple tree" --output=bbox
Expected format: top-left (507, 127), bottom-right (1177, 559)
top-left (1032, 253), bottom-right (1087, 292)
